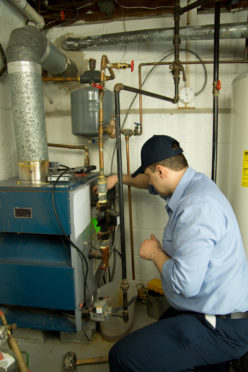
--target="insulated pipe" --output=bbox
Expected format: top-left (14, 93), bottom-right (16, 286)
top-left (62, 23), bottom-right (248, 50)
top-left (212, 1), bottom-right (220, 182)
top-left (6, 25), bottom-right (78, 184)
top-left (8, 0), bottom-right (45, 29)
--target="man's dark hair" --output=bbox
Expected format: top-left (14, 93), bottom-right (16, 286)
top-left (149, 141), bottom-right (188, 171)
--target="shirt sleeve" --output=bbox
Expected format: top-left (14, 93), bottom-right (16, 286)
top-left (161, 201), bottom-right (227, 298)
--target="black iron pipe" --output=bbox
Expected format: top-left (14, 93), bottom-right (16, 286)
top-left (115, 84), bottom-right (176, 103)
top-left (212, 1), bottom-right (220, 182)
top-left (174, 0), bottom-right (180, 62)
top-left (173, 0), bottom-right (181, 101)
top-left (114, 90), bottom-right (129, 323)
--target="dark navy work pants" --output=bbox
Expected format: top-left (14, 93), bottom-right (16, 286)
top-left (109, 308), bottom-right (248, 372)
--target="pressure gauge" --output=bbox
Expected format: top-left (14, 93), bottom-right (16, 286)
top-left (179, 87), bottom-right (195, 104)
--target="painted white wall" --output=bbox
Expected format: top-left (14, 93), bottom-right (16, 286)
top-left (1, 3), bottom-right (248, 285)
top-left (44, 11), bottom-right (248, 283)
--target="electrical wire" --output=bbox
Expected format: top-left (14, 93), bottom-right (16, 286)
top-left (109, 226), bottom-right (121, 281)
top-left (110, 48), bottom-right (207, 173)
top-left (51, 168), bottom-right (89, 307)
top-left (113, 0), bottom-right (174, 11)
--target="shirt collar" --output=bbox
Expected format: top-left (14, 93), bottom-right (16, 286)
top-left (166, 167), bottom-right (195, 212)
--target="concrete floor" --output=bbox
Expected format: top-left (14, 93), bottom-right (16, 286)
top-left (3, 301), bottom-right (154, 372)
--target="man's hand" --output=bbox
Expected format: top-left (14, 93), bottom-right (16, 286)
top-left (140, 234), bottom-right (162, 260)
top-left (92, 174), bottom-right (118, 195)
top-left (140, 234), bottom-right (170, 273)
top-left (106, 174), bottom-right (118, 190)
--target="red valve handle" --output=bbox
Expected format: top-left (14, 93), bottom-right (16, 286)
top-left (91, 83), bottom-right (103, 90)
top-left (60, 10), bottom-right (65, 21)
top-left (216, 80), bottom-right (221, 90)
top-left (131, 60), bottom-right (134, 72)
top-left (99, 265), bottom-right (108, 271)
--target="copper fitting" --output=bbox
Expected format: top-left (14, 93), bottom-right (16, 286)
top-left (104, 116), bottom-right (116, 138)
top-left (97, 174), bottom-right (108, 204)
top-left (100, 55), bottom-right (115, 81)
top-left (100, 240), bottom-right (110, 267)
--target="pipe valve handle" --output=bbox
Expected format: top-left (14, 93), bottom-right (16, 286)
top-left (131, 60), bottom-right (134, 72)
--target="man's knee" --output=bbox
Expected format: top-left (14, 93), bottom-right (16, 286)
top-left (109, 339), bottom-right (132, 371)
top-left (109, 341), bottom-right (124, 369)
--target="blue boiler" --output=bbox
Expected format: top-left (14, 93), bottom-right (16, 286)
top-left (0, 174), bottom-right (97, 333)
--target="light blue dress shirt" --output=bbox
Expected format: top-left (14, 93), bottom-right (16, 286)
top-left (158, 167), bottom-right (248, 315)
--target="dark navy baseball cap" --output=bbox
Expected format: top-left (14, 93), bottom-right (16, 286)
top-left (132, 135), bottom-right (183, 178)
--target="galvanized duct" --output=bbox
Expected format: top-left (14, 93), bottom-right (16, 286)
top-left (6, 25), bottom-right (78, 184)
top-left (62, 22), bottom-right (248, 50)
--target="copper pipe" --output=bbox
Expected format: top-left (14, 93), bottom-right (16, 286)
top-left (0, 311), bottom-right (28, 372)
top-left (8, 336), bottom-right (28, 372)
top-left (101, 245), bottom-right (110, 267)
top-left (98, 55), bottom-right (115, 177)
top-left (138, 58), bottom-right (248, 134)
top-left (47, 142), bottom-right (89, 166)
top-left (138, 70), bottom-right (143, 135)
top-left (100, 55), bottom-right (115, 81)
top-left (98, 90), bottom-right (104, 176)
top-left (139, 59), bottom-right (248, 67)
top-left (42, 76), bottom-right (80, 82)
top-left (125, 135), bottom-right (135, 280)
top-left (97, 54), bottom-right (116, 205)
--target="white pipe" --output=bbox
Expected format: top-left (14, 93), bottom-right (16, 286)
top-left (8, 0), bottom-right (45, 29)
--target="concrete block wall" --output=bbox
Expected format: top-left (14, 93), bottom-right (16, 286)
top-left (45, 11), bottom-right (248, 283)
top-left (1, 1), bottom-right (248, 284)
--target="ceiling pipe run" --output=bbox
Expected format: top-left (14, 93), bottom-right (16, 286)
top-left (6, 25), bottom-right (78, 184)
top-left (62, 23), bottom-right (248, 51)
top-left (8, 0), bottom-right (45, 29)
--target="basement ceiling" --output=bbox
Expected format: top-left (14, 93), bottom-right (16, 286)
top-left (28, 0), bottom-right (248, 29)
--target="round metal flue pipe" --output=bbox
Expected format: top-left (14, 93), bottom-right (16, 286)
top-left (6, 25), bottom-right (78, 184)
top-left (62, 23), bottom-right (248, 51)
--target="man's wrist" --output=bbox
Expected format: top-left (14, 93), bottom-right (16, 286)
top-left (151, 249), bottom-right (169, 273)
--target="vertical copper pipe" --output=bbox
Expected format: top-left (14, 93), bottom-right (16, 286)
top-left (98, 89), bottom-right (105, 176)
top-left (101, 54), bottom-right (115, 80)
top-left (8, 336), bottom-right (28, 372)
top-left (98, 55), bottom-right (116, 176)
top-left (0, 311), bottom-right (28, 372)
top-left (125, 135), bottom-right (135, 280)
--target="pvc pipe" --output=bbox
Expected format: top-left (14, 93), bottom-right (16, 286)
top-left (8, 0), bottom-right (45, 29)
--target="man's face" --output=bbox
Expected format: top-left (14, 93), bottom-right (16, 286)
top-left (144, 166), bottom-right (171, 197)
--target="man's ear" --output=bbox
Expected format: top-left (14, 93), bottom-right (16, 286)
top-left (155, 165), bottom-right (167, 178)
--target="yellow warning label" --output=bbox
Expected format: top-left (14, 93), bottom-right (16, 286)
top-left (241, 151), bottom-right (248, 187)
